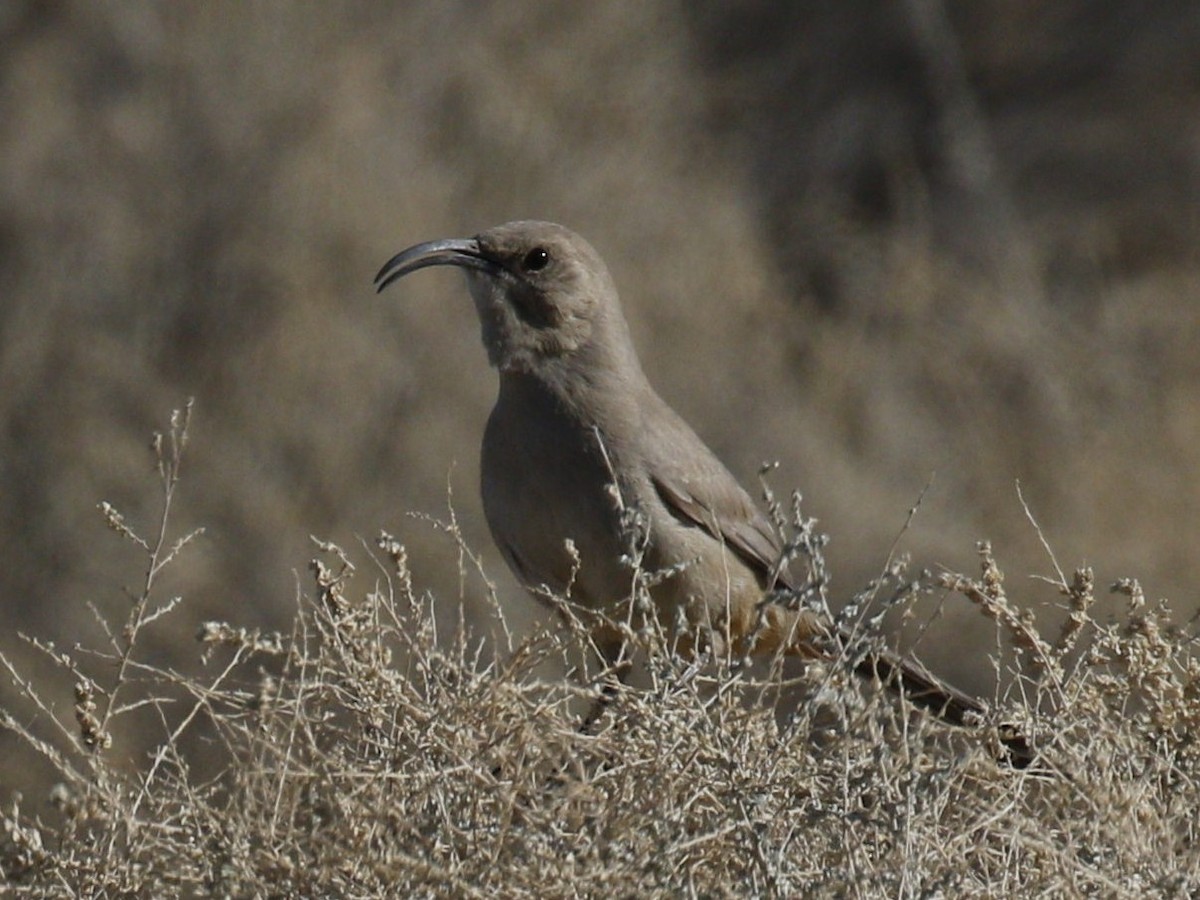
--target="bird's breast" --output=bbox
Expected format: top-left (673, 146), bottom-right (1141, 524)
top-left (480, 389), bottom-right (633, 609)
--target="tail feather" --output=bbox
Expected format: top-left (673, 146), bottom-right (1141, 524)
top-left (735, 603), bottom-right (1033, 766)
top-left (852, 641), bottom-right (985, 726)
top-left (847, 635), bottom-right (1034, 768)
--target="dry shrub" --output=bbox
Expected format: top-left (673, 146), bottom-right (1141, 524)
top-left (2, 408), bottom-right (1198, 898)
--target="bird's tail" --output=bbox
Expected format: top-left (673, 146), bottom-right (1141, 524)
top-left (849, 638), bottom-right (984, 726)
top-left (745, 603), bottom-right (1034, 766)
top-left (845, 634), bottom-right (1034, 767)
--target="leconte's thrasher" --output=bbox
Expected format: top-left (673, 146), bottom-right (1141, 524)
top-left (376, 220), bottom-right (1030, 765)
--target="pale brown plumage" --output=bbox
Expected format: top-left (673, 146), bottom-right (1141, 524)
top-left (376, 220), bottom-right (1030, 765)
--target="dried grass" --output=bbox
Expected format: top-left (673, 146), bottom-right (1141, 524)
top-left (3, 407), bottom-right (1198, 898)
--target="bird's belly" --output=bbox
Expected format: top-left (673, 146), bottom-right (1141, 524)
top-left (480, 432), bottom-right (630, 610)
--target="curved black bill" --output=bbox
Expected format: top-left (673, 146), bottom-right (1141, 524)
top-left (374, 237), bottom-right (500, 293)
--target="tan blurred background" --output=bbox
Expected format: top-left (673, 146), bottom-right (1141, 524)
top-left (2, 2), bottom-right (1199, 797)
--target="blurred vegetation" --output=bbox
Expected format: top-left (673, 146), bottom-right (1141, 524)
top-left (2, 0), bottom-right (1199, 857)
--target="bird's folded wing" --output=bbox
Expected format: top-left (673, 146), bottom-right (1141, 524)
top-left (650, 467), bottom-right (795, 592)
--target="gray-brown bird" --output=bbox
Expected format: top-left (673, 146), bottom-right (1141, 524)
top-left (376, 220), bottom-right (1029, 764)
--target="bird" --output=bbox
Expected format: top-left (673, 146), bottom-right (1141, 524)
top-left (375, 220), bottom-right (1030, 765)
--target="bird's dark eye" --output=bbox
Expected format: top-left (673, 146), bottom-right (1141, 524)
top-left (522, 247), bottom-right (551, 272)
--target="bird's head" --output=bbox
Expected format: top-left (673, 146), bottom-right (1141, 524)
top-left (376, 221), bottom-right (631, 377)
